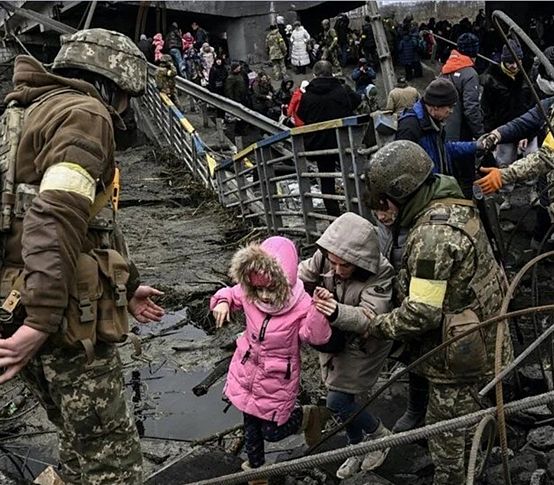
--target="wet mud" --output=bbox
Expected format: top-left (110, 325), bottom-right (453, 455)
top-left (0, 63), bottom-right (554, 485)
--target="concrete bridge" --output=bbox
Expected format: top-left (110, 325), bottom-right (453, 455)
top-left (0, 0), bottom-right (364, 62)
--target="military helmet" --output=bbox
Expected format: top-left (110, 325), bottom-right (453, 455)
top-left (321, 19), bottom-right (330, 27)
top-left (365, 140), bottom-right (433, 208)
top-left (52, 28), bottom-right (147, 96)
top-left (160, 54), bottom-right (173, 64)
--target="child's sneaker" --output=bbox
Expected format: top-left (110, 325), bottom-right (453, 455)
top-left (336, 456), bottom-right (363, 479)
top-left (241, 462), bottom-right (268, 485)
top-left (360, 421), bottom-right (392, 471)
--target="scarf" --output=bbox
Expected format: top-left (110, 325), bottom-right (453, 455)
top-left (501, 62), bottom-right (518, 80)
top-left (253, 278), bottom-right (305, 316)
top-left (537, 74), bottom-right (554, 96)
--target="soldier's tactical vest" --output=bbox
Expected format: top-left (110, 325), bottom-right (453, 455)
top-left (410, 197), bottom-right (509, 377)
top-left (0, 90), bottom-right (137, 361)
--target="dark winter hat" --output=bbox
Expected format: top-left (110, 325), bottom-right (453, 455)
top-left (423, 78), bottom-right (458, 107)
top-left (230, 61), bottom-right (241, 72)
top-left (501, 39), bottom-right (523, 63)
top-left (359, 57), bottom-right (368, 65)
top-left (457, 32), bottom-right (480, 57)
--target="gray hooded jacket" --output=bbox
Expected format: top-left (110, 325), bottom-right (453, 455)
top-left (298, 213), bottom-right (394, 394)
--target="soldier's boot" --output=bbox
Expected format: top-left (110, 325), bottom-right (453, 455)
top-left (393, 372), bottom-right (429, 433)
top-left (301, 405), bottom-right (331, 447)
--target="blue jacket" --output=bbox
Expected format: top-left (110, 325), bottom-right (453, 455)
top-left (351, 66), bottom-right (376, 94)
top-left (397, 100), bottom-right (476, 173)
top-left (396, 100), bottom-right (476, 196)
top-left (398, 34), bottom-right (420, 66)
top-left (497, 97), bottom-right (554, 144)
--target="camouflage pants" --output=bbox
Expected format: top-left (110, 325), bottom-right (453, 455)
top-left (21, 342), bottom-right (143, 485)
top-left (271, 58), bottom-right (286, 80)
top-left (426, 382), bottom-right (483, 485)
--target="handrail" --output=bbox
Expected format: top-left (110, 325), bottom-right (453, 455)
top-left (147, 63), bottom-right (285, 135)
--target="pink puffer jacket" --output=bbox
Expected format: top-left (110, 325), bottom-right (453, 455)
top-left (211, 237), bottom-right (330, 425)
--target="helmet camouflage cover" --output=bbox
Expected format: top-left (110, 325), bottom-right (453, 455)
top-left (52, 28), bottom-right (147, 96)
top-left (365, 140), bottom-right (433, 208)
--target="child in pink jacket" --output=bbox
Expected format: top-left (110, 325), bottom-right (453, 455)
top-left (211, 236), bottom-right (331, 471)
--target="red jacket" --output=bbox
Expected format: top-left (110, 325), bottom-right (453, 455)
top-left (287, 88), bottom-right (304, 126)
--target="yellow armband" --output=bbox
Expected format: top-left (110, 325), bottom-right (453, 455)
top-left (40, 162), bottom-right (95, 203)
top-left (409, 277), bottom-right (447, 308)
top-left (543, 131), bottom-right (554, 152)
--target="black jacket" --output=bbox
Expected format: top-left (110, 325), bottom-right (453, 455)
top-left (480, 64), bottom-right (534, 132)
top-left (297, 77), bottom-right (360, 150)
top-left (166, 28), bottom-right (182, 51)
top-left (208, 64), bottom-right (228, 95)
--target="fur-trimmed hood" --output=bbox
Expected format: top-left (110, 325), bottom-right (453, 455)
top-left (229, 236), bottom-right (298, 308)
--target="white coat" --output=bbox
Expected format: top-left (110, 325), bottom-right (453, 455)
top-left (290, 27), bottom-right (311, 67)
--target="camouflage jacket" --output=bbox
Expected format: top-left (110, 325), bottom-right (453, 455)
top-left (266, 30), bottom-right (286, 60)
top-left (155, 63), bottom-right (177, 96)
top-left (321, 28), bottom-right (338, 51)
top-left (501, 136), bottom-right (554, 205)
top-left (370, 175), bottom-right (513, 384)
top-left (499, 101), bottom-right (554, 186)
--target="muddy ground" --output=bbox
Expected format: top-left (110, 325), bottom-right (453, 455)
top-left (0, 59), bottom-right (554, 485)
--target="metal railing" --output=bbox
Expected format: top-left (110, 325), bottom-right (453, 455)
top-left (136, 82), bottom-right (378, 242)
top-left (147, 63), bottom-right (285, 136)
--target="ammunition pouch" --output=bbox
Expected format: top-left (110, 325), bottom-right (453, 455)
top-left (443, 309), bottom-right (488, 375)
top-left (0, 267), bottom-right (24, 337)
top-left (56, 248), bottom-right (137, 362)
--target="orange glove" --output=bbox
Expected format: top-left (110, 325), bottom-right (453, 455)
top-left (474, 167), bottom-right (503, 195)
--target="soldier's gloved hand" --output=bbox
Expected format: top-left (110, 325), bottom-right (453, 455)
top-left (474, 167), bottom-right (503, 195)
top-left (0, 325), bottom-right (49, 384)
top-left (477, 130), bottom-right (501, 152)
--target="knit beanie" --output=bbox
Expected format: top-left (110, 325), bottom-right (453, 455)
top-left (501, 39), bottom-right (523, 63)
top-left (457, 33), bottom-right (480, 57)
top-left (423, 78), bottom-right (458, 106)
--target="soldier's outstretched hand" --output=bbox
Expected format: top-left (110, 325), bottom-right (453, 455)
top-left (474, 167), bottom-right (503, 195)
top-left (128, 285), bottom-right (165, 323)
top-left (0, 325), bottom-right (49, 384)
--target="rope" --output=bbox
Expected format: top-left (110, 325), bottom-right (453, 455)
top-left (191, 391), bottom-right (554, 485)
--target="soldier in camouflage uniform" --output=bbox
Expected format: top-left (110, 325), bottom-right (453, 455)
top-left (364, 141), bottom-right (513, 484)
top-left (0, 29), bottom-right (164, 484)
top-left (475, 100), bottom-right (554, 214)
top-left (266, 25), bottom-right (287, 81)
top-left (155, 54), bottom-right (178, 102)
top-left (320, 19), bottom-right (342, 76)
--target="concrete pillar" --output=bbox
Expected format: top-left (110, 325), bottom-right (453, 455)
top-left (226, 13), bottom-right (273, 63)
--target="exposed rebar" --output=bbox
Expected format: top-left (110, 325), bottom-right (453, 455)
top-left (191, 391), bottom-right (554, 485)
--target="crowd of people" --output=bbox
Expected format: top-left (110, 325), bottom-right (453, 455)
top-left (203, 9), bottom-right (554, 485)
top-left (8, 10), bottom-right (551, 485)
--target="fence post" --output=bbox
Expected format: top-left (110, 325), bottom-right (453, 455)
top-left (258, 146), bottom-right (284, 233)
top-left (254, 147), bottom-right (273, 232)
top-left (336, 126), bottom-right (357, 214)
top-left (234, 156), bottom-right (247, 221)
top-left (292, 133), bottom-right (317, 242)
top-left (349, 125), bottom-right (372, 220)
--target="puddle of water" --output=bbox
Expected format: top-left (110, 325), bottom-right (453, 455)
top-left (128, 366), bottom-right (240, 441)
top-left (128, 308), bottom-right (240, 441)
